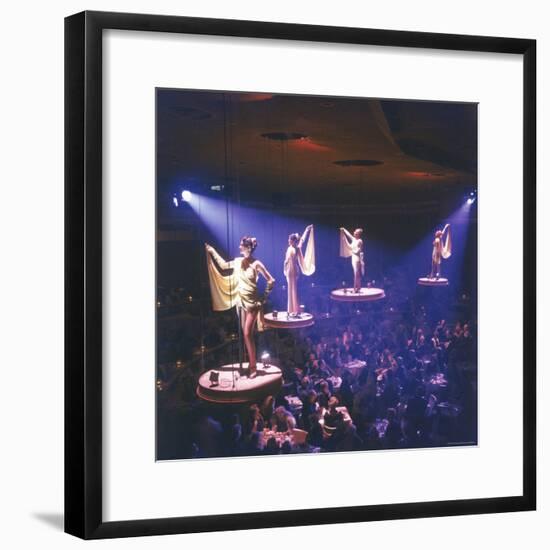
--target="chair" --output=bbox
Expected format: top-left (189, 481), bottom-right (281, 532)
top-left (290, 428), bottom-right (308, 445)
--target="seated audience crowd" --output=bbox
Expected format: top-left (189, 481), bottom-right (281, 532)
top-left (157, 277), bottom-right (477, 459)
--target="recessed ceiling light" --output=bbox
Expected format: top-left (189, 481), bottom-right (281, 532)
top-left (333, 159), bottom-right (384, 167)
top-left (261, 132), bottom-right (308, 141)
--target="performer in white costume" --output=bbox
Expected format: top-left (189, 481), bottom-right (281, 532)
top-left (429, 224), bottom-right (452, 279)
top-left (284, 225), bottom-right (315, 316)
top-left (339, 227), bottom-right (364, 293)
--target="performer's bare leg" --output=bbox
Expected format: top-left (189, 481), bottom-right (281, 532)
top-left (353, 265), bottom-right (361, 293)
top-left (243, 310), bottom-right (258, 377)
top-left (238, 308), bottom-right (246, 372)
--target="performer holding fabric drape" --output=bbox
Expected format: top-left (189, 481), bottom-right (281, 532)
top-left (429, 224), bottom-right (452, 279)
top-left (340, 227), bottom-right (364, 293)
top-left (205, 236), bottom-right (275, 378)
top-left (284, 225), bottom-right (315, 316)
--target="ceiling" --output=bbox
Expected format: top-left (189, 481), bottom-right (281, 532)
top-left (157, 89), bottom-right (477, 207)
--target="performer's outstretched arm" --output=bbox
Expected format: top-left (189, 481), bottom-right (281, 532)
top-left (205, 243), bottom-right (233, 270)
top-left (340, 227), bottom-right (353, 241)
top-left (298, 225), bottom-right (313, 248)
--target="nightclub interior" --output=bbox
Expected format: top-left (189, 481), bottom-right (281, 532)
top-left (155, 89), bottom-right (478, 460)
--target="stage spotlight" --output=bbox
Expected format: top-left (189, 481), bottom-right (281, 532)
top-left (466, 190), bottom-right (477, 205)
top-left (181, 190), bottom-right (192, 202)
top-left (172, 196), bottom-right (179, 207)
top-left (261, 351), bottom-right (270, 361)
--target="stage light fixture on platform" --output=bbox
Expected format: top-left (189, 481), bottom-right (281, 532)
top-left (209, 371), bottom-right (220, 387)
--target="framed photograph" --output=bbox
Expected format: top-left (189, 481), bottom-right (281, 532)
top-left (65, 10), bottom-right (536, 539)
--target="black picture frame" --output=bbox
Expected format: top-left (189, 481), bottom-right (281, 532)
top-left (65, 10), bottom-right (536, 540)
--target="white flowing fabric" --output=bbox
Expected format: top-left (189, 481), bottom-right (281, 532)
top-left (298, 226), bottom-right (315, 276)
top-left (442, 225), bottom-right (452, 259)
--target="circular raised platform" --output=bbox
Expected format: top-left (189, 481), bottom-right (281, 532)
top-left (330, 288), bottom-right (386, 302)
top-left (264, 312), bottom-right (314, 329)
top-left (197, 362), bottom-right (283, 404)
top-left (417, 277), bottom-right (449, 287)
